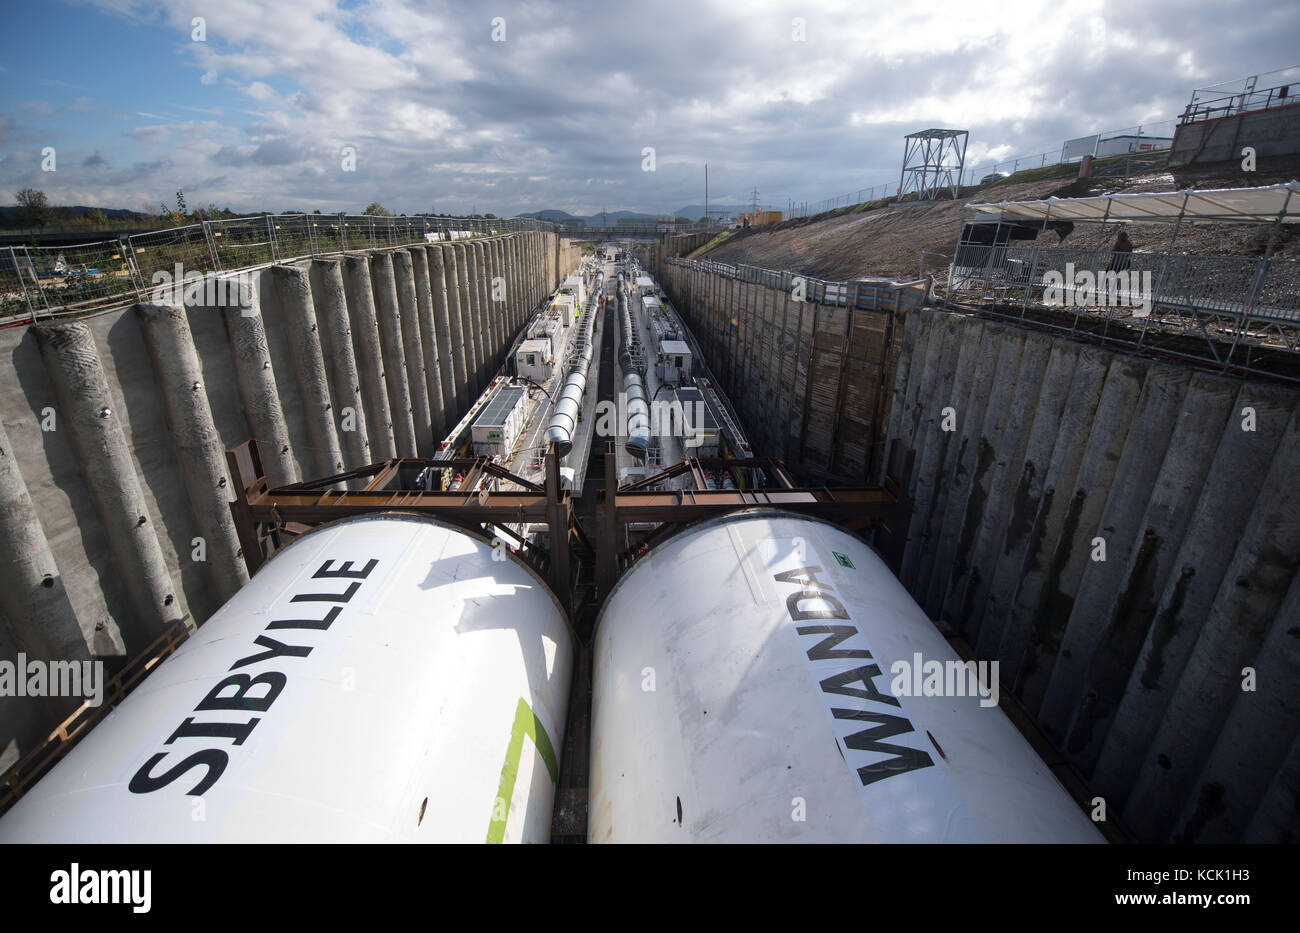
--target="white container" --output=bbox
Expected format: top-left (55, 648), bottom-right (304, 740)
top-left (0, 514), bottom-right (573, 843)
top-left (589, 510), bottom-right (1104, 843)
top-left (471, 384), bottom-right (528, 457)
top-left (658, 339), bottom-right (692, 383)
top-left (516, 337), bottom-right (554, 385)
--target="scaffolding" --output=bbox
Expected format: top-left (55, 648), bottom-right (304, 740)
top-left (944, 183), bottom-right (1300, 382)
top-left (897, 128), bottom-right (969, 202)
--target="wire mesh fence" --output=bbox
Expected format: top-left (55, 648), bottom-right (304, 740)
top-left (673, 246), bottom-right (1300, 382)
top-left (666, 257), bottom-right (928, 314)
top-left (207, 215), bottom-right (279, 269)
top-left (1183, 66), bottom-right (1300, 124)
top-left (944, 242), bottom-right (1300, 381)
top-left (270, 214), bottom-right (315, 260)
top-left (948, 244), bottom-right (1300, 324)
top-left (126, 223), bottom-right (217, 292)
top-left (1, 213), bottom-right (556, 323)
top-left (2, 238), bottom-right (142, 318)
top-left (1, 247), bottom-right (35, 319)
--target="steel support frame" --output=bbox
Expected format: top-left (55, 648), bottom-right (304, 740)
top-left (594, 441), bottom-right (914, 593)
top-left (230, 438), bottom-right (914, 622)
top-left (226, 438), bottom-right (576, 617)
top-left (898, 129), bottom-right (969, 202)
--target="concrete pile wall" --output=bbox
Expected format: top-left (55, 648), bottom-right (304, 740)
top-left (884, 306), bottom-right (1300, 843)
top-left (0, 232), bottom-right (576, 770)
top-left (662, 232), bottom-right (711, 258)
top-left (659, 261), bottom-right (916, 481)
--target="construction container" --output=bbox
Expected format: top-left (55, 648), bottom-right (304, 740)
top-left (471, 385), bottom-right (528, 457)
top-left (658, 339), bottom-right (693, 384)
top-left (516, 338), bottom-right (554, 385)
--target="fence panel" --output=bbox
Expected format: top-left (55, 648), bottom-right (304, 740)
top-left (19, 239), bottom-right (141, 314)
top-left (1252, 259), bottom-right (1300, 323)
top-left (207, 216), bottom-right (279, 270)
top-left (269, 214), bottom-right (316, 260)
top-left (1157, 254), bottom-right (1259, 318)
top-left (1, 212), bottom-right (549, 322)
top-left (126, 224), bottom-right (216, 297)
top-left (1, 247), bottom-right (35, 319)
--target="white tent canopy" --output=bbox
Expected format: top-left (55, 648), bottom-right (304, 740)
top-left (966, 182), bottom-right (1300, 225)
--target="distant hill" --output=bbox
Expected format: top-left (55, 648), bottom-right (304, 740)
top-left (516, 208), bottom-right (662, 225)
top-left (515, 209), bottom-right (583, 222)
top-left (0, 204), bottom-right (154, 228)
top-left (582, 210), bottom-right (655, 226)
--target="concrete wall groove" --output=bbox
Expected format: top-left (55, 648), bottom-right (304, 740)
top-left (0, 417), bottom-right (87, 671)
top-left (272, 265), bottom-right (348, 480)
top-left (409, 247), bottom-right (446, 447)
top-left (437, 244), bottom-right (471, 416)
top-left (309, 259), bottom-right (371, 480)
top-left (370, 253), bottom-right (418, 458)
top-left (214, 280), bottom-right (299, 489)
top-left (428, 245), bottom-right (467, 421)
top-left (342, 255), bottom-right (396, 460)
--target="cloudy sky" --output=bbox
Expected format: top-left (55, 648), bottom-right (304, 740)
top-left (1, 0), bottom-right (1297, 218)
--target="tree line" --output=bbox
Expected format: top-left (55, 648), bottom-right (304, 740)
top-left (6, 190), bottom-right (496, 233)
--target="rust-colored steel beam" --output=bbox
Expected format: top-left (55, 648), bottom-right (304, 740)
top-left (227, 438), bottom-right (561, 585)
top-left (611, 487), bottom-right (896, 523)
top-left (601, 451), bottom-right (910, 576)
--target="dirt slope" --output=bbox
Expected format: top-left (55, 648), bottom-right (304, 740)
top-left (700, 156), bottom-right (1300, 280)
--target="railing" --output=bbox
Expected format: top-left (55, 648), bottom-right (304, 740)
top-left (0, 213), bottom-right (557, 324)
top-left (0, 621), bottom-right (190, 816)
top-left (666, 256), bottom-right (928, 314)
top-left (1182, 84), bottom-right (1300, 125)
top-left (785, 184), bottom-right (895, 218)
top-left (1182, 66), bottom-right (1300, 125)
top-left (949, 244), bottom-right (1300, 325)
top-left (570, 221), bottom-right (710, 235)
top-left (946, 241), bottom-right (1300, 382)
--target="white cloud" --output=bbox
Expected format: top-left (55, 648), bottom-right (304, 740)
top-left (241, 81), bottom-right (276, 101)
top-left (7, 0), bottom-right (1298, 215)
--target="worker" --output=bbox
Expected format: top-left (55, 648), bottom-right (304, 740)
top-left (1107, 229), bottom-right (1134, 273)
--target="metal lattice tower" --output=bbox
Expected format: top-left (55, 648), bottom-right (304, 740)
top-left (897, 128), bottom-right (969, 201)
